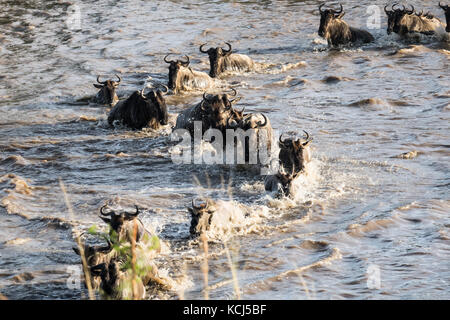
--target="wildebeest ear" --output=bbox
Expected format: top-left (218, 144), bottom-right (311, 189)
top-left (302, 140), bottom-right (312, 147)
top-left (336, 12), bottom-right (345, 19)
top-left (187, 207), bottom-right (195, 216)
top-left (73, 247), bottom-right (81, 255)
top-left (93, 84), bottom-right (103, 89)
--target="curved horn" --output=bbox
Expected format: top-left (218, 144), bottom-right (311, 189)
top-left (227, 115), bottom-right (238, 129)
top-left (384, 4), bottom-right (390, 13)
top-left (228, 88), bottom-right (237, 97)
top-left (257, 114), bottom-right (268, 127)
top-left (164, 54), bottom-right (174, 64)
top-left (127, 205), bottom-right (140, 217)
top-left (229, 97), bottom-right (242, 105)
top-left (115, 74), bottom-right (121, 83)
top-left (303, 130), bottom-right (310, 142)
top-left (333, 3), bottom-right (343, 14)
top-left (222, 42), bottom-right (232, 54)
top-left (100, 205), bottom-right (111, 216)
top-left (192, 198), bottom-right (206, 210)
top-left (199, 43), bottom-right (209, 53)
top-left (440, 2), bottom-right (449, 9)
top-left (180, 55), bottom-right (190, 67)
top-left (140, 88), bottom-right (146, 99)
top-left (392, 3), bottom-right (400, 11)
top-left (407, 4), bottom-right (414, 14)
top-left (319, 3), bottom-right (325, 13)
top-left (202, 91), bottom-right (213, 103)
top-left (96, 75), bottom-right (106, 85)
top-left (159, 84), bottom-right (169, 95)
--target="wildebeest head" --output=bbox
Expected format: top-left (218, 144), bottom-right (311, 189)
top-left (188, 199), bottom-right (215, 235)
top-left (201, 89), bottom-right (240, 131)
top-left (199, 42), bottom-right (232, 78)
top-left (229, 112), bottom-right (269, 131)
top-left (93, 74), bottom-right (121, 106)
top-left (318, 3), bottom-right (345, 38)
top-left (276, 165), bottom-right (300, 197)
top-left (116, 87), bottom-right (168, 130)
top-left (72, 241), bottom-right (113, 266)
top-left (279, 131), bottom-right (313, 175)
top-left (145, 86), bottom-right (169, 126)
top-left (384, 3), bottom-right (414, 34)
top-left (164, 54), bottom-right (190, 90)
top-left (99, 205), bottom-right (140, 235)
top-left (90, 260), bottom-right (120, 296)
top-left (440, 2), bottom-right (450, 32)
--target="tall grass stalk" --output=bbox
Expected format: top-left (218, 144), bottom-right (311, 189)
top-left (59, 179), bottom-right (95, 300)
top-left (200, 230), bottom-right (209, 300)
top-left (224, 242), bottom-right (241, 300)
top-left (131, 219), bottom-right (139, 300)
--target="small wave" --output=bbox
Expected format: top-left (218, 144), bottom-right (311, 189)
top-left (0, 155), bottom-right (31, 167)
top-left (322, 76), bottom-right (355, 84)
top-left (393, 150), bottom-right (419, 159)
top-left (347, 218), bottom-right (395, 237)
top-left (348, 98), bottom-right (388, 107)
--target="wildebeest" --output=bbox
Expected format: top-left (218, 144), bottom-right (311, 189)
top-left (99, 205), bottom-right (156, 246)
top-left (318, 3), bottom-right (374, 46)
top-left (199, 42), bottom-right (255, 78)
top-left (264, 166), bottom-right (300, 198)
top-left (72, 241), bottom-right (115, 267)
top-left (107, 87), bottom-right (168, 130)
top-left (227, 112), bottom-right (273, 164)
top-left (90, 259), bottom-right (146, 300)
top-left (278, 131), bottom-right (313, 175)
top-left (164, 54), bottom-right (214, 92)
top-left (385, 4), bottom-right (443, 36)
top-left (174, 89), bottom-right (242, 136)
top-left (440, 2), bottom-right (450, 32)
top-left (92, 75), bottom-right (121, 106)
top-left (188, 198), bottom-right (254, 238)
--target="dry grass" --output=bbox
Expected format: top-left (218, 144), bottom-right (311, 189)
top-left (59, 179), bottom-right (95, 300)
top-left (200, 230), bottom-right (209, 300)
top-left (224, 242), bottom-right (241, 299)
top-left (130, 219), bottom-right (139, 300)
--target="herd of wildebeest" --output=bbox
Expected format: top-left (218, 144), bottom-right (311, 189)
top-left (73, 3), bottom-right (450, 299)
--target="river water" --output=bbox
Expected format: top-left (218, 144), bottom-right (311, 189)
top-left (0, 0), bottom-right (449, 300)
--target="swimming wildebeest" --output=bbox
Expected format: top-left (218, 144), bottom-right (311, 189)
top-left (99, 205), bottom-right (156, 245)
top-left (92, 75), bottom-right (121, 106)
top-left (264, 166), bottom-right (300, 198)
top-left (72, 241), bottom-right (115, 267)
top-left (440, 2), bottom-right (450, 32)
top-left (318, 3), bottom-right (375, 46)
top-left (264, 131), bottom-right (312, 197)
top-left (107, 87), bottom-right (168, 130)
top-left (278, 131), bottom-right (313, 175)
top-left (164, 54), bottom-right (214, 93)
top-left (188, 198), bottom-right (252, 237)
top-left (227, 112), bottom-right (273, 164)
top-left (385, 4), bottom-right (443, 36)
top-left (199, 42), bottom-right (255, 78)
top-left (174, 89), bottom-right (242, 136)
top-left (90, 259), bottom-right (146, 300)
